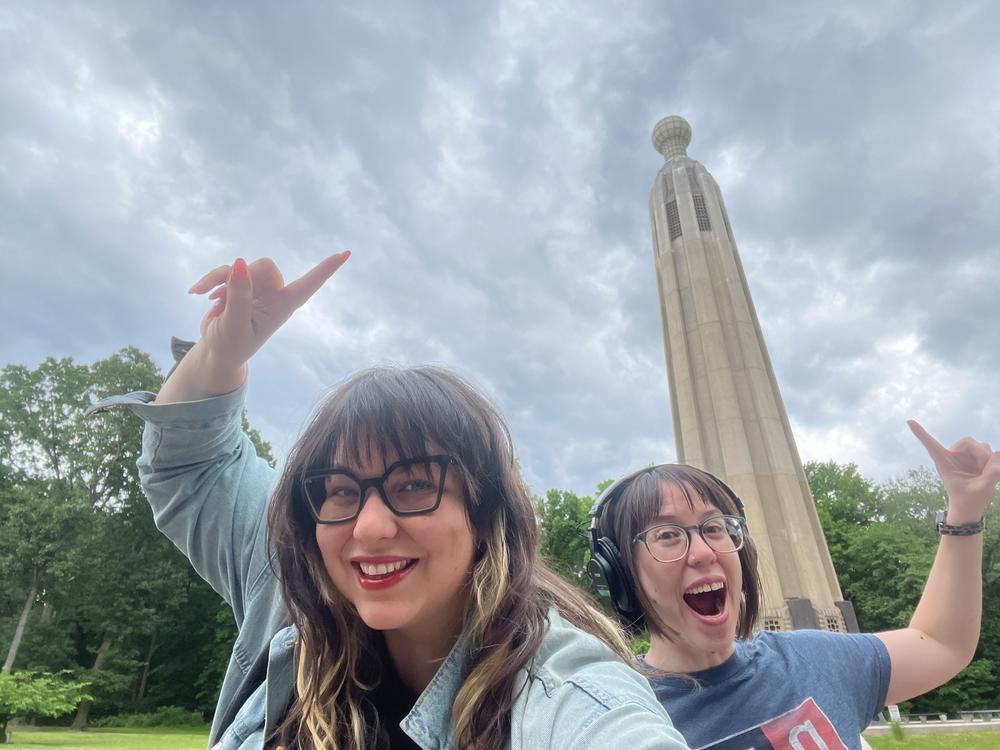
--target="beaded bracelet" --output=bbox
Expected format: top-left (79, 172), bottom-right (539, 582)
top-left (935, 510), bottom-right (986, 536)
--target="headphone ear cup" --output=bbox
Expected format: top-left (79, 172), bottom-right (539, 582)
top-left (589, 536), bottom-right (640, 623)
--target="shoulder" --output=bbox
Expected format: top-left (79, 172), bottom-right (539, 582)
top-left (509, 612), bottom-right (686, 750)
top-left (529, 611), bottom-right (653, 709)
top-left (742, 629), bottom-right (890, 688)
top-left (758, 629), bottom-right (888, 659)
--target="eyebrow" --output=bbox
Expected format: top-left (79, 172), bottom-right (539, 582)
top-left (650, 508), bottom-right (723, 525)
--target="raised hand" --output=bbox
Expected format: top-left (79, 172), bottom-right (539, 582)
top-left (877, 421), bottom-right (999, 704)
top-left (155, 253), bottom-right (349, 404)
top-left (188, 253), bottom-right (350, 372)
top-left (908, 420), bottom-right (1000, 524)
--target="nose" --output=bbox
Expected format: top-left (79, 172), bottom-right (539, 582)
top-left (685, 529), bottom-right (717, 566)
top-left (352, 488), bottom-right (399, 541)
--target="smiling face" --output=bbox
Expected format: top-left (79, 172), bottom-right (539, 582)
top-left (314, 443), bottom-right (477, 643)
top-left (635, 481), bottom-right (743, 672)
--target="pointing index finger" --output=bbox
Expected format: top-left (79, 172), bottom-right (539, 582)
top-left (908, 419), bottom-right (951, 464)
top-left (284, 251), bottom-right (351, 308)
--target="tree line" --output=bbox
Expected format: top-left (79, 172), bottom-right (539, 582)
top-left (1, 350), bottom-right (996, 728)
top-left (0, 350), bottom-right (270, 729)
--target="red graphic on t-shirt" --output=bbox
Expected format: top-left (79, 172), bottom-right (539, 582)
top-left (759, 698), bottom-right (847, 750)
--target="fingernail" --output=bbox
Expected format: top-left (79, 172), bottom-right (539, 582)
top-left (231, 258), bottom-right (249, 282)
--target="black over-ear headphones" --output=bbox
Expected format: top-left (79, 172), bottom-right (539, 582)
top-left (587, 464), bottom-right (746, 625)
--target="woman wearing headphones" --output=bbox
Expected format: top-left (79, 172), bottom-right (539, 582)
top-left (93, 255), bottom-right (688, 750)
top-left (589, 424), bottom-right (998, 750)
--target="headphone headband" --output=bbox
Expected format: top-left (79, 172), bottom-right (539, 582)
top-left (589, 463), bottom-right (745, 525)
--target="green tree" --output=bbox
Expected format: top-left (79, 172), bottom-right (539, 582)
top-left (243, 411), bottom-right (276, 468)
top-left (0, 351), bottom-right (252, 725)
top-left (0, 359), bottom-right (95, 674)
top-left (0, 672), bottom-right (90, 743)
top-left (806, 460), bottom-right (1000, 715)
top-left (805, 461), bottom-right (880, 571)
top-left (536, 488), bottom-right (595, 591)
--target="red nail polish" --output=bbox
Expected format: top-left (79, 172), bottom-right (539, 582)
top-left (232, 258), bottom-right (249, 282)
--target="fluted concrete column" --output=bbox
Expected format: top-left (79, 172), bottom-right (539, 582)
top-left (649, 116), bottom-right (850, 632)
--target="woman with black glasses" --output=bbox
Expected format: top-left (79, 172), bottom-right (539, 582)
top-left (92, 254), bottom-right (688, 750)
top-left (589, 430), bottom-right (998, 750)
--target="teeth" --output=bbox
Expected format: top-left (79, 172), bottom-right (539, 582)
top-left (359, 560), bottom-right (412, 576)
top-left (686, 581), bottom-right (725, 595)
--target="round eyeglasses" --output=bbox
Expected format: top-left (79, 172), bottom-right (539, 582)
top-left (633, 515), bottom-right (746, 563)
top-left (300, 455), bottom-right (454, 524)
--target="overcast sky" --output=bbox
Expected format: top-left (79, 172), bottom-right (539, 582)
top-left (3, 1), bottom-right (998, 498)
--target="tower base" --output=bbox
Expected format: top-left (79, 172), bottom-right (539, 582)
top-left (759, 598), bottom-right (858, 633)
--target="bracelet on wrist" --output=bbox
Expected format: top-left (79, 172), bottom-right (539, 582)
top-left (936, 510), bottom-right (986, 536)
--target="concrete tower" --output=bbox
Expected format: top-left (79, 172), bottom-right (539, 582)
top-left (648, 116), bottom-right (856, 632)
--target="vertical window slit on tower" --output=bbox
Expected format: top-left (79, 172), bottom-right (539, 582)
top-left (693, 193), bottom-right (712, 231)
top-left (666, 200), bottom-right (682, 240)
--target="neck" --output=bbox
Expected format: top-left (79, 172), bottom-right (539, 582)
top-left (383, 624), bottom-right (461, 695)
top-left (378, 584), bottom-right (471, 695)
top-left (644, 632), bottom-right (736, 674)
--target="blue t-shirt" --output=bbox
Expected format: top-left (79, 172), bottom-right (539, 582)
top-left (647, 630), bottom-right (891, 750)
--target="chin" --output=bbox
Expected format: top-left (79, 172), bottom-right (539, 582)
top-left (353, 602), bottom-right (414, 632)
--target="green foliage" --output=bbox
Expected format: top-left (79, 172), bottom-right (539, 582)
top-left (912, 660), bottom-right (996, 718)
top-left (0, 350), bottom-right (261, 726)
top-left (629, 631), bottom-right (650, 656)
top-left (191, 600), bottom-right (240, 715)
top-left (805, 460), bottom-right (1000, 715)
top-left (836, 522), bottom-right (934, 631)
top-left (0, 672), bottom-right (90, 743)
top-left (536, 488), bottom-right (595, 591)
top-left (807, 460), bottom-right (881, 526)
top-left (90, 706), bottom-right (206, 728)
top-left (242, 411), bottom-right (276, 468)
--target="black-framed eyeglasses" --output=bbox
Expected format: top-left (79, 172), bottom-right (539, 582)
top-left (633, 515), bottom-right (746, 563)
top-left (300, 455), bottom-right (455, 524)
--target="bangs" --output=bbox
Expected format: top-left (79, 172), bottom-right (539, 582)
top-left (616, 466), bottom-right (742, 547)
top-left (618, 472), bottom-right (667, 540)
top-left (327, 382), bottom-right (437, 471)
top-left (295, 367), bottom-right (508, 492)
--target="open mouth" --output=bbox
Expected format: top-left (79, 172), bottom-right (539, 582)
top-left (358, 559), bottom-right (415, 578)
top-left (353, 558), bottom-right (418, 589)
top-left (683, 580), bottom-right (727, 618)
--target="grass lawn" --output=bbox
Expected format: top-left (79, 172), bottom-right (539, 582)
top-left (5, 726), bottom-right (211, 749)
top-left (8, 726), bottom-right (998, 750)
top-left (868, 731), bottom-right (1000, 749)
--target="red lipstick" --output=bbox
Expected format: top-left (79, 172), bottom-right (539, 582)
top-left (352, 557), bottom-right (418, 590)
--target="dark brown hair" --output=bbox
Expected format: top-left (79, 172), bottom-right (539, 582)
top-left (267, 366), bottom-right (630, 749)
top-left (596, 464), bottom-right (761, 640)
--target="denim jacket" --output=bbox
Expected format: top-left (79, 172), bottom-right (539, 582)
top-left (90, 386), bottom-right (688, 750)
